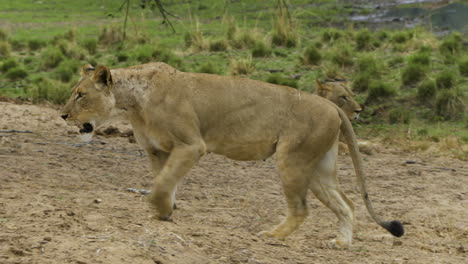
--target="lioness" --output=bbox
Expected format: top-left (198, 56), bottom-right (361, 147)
top-left (61, 62), bottom-right (403, 248)
top-left (314, 79), bottom-right (362, 120)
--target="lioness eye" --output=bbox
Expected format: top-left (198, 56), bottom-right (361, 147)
top-left (76, 92), bottom-right (84, 100)
top-left (340, 96), bottom-right (348, 101)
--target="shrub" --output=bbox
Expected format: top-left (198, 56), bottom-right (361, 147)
top-left (356, 55), bottom-right (378, 74)
top-left (28, 39), bottom-right (45, 51)
top-left (184, 21), bottom-right (206, 51)
top-left (266, 74), bottom-right (298, 88)
top-left (392, 31), bottom-right (410, 43)
top-left (331, 46), bottom-right (354, 67)
top-left (417, 79), bottom-right (436, 101)
top-left (435, 87), bottom-right (466, 120)
top-left (401, 64), bottom-right (426, 86)
top-left (225, 17), bottom-right (238, 41)
top-left (230, 56), bottom-right (255, 75)
top-left (352, 72), bottom-right (371, 92)
top-left (366, 81), bottom-right (397, 103)
top-left (458, 59), bottom-right (468, 77)
top-left (116, 52), bottom-right (129, 62)
top-left (271, 4), bottom-right (297, 48)
top-left (209, 39), bottom-right (228, 52)
top-left (321, 29), bottom-right (342, 43)
top-left (55, 40), bottom-right (86, 60)
top-left (435, 70), bottom-right (457, 89)
top-left (54, 60), bottom-right (80, 82)
top-left (29, 78), bottom-right (70, 104)
top-left (98, 26), bottom-right (123, 46)
top-left (388, 56), bottom-right (404, 67)
top-left (0, 58), bottom-right (17, 72)
top-left (355, 29), bottom-right (374, 51)
top-left (151, 48), bottom-right (182, 68)
top-left (300, 46), bottom-right (321, 65)
top-left (9, 39), bottom-right (25, 51)
top-left (376, 30), bottom-right (389, 41)
top-left (388, 108), bottom-right (410, 124)
top-left (40, 47), bottom-right (64, 69)
top-left (0, 41), bottom-right (11, 57)
top-left (408, 52), bottom-right (431, 66)
top-left (439, 32), bottom-right (462, 56)
top-left (251, 41), bottom-right (271, 57)
top-left (232, 31), bottom-right (257, 49)
top-left (81, 38), bottom-right (98, 54)
top-left (0, 29), bottom-right (7, 41)
top-left (6, 67), bottom-right (28, 81)
top-left (197, 62), bottom-right (219, 74)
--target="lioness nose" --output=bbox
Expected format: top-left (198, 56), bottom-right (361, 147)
top-left (61, 114), bottom-right (68, 120)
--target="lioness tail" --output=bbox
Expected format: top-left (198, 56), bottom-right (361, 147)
top-left (337, 108), bottom-right (404, 238)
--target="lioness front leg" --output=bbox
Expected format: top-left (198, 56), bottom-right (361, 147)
top-left (148, 143), bottom-right (204, 220)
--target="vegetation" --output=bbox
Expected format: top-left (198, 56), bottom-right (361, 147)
top-left (0, 0), bottom-right (466, 148)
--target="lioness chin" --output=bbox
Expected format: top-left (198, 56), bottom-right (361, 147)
top-left (61, 62), bottom-right (404, 248)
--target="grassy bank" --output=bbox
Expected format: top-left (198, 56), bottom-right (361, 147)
top-left (0, 0), bottom-right (466, 158)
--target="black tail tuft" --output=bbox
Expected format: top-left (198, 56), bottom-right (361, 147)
top-left (382, 220), bottom-right (404, 237)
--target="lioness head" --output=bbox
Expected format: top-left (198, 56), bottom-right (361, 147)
top-left (315, 80), bottom-right (363, 120)
top-left (60, 64), bottom-right (116, 139)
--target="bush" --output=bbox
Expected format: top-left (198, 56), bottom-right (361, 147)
top-left (331, 46), bottom-right (354, 67)
top-left (300, 46), bottom-right (321, 65)
top-left (6, 67), bottom-right (28, 81)
top-left (388, 108), bottom-right (410, 124)
top-left (401, 64), bottom-right (426, 86)
top-left (197, 62), bottom-right (219, 74)
top-left (98, 26), bottom-right (123, 46)
top-left (352, 72), bottom-right (371, 92)
top-left (408, 52), bottom-right (431, 66)
top-left (231, 31), bottom-right (257, 49)
top-left (28, 39), bottom-right (45, 51)
top-left (40, 47), bottom-right (64, 69)
top-left (321, 29), bottom-right (342, 43)
top-left (392, 31), bottom-right (410, 43)
top-left (417, 79), bottom-right (436, 101)
top-left (29, 78), bottom-right (70, 104)
top-left (9, 39), bottom-right (25, 51)
top-left (184, 21), bottom-right (206, 51)
top-left (356, 55), bottom-right (378, 74)
top-left (435, 70), bottom-right (457, 89)
top-left (0, 29), bottom-right (7, 41)
top-left (209, 39), bottom-right (228, 52)
top-left (271, 7), bottom-right (297, 48)
top-left (376, 30), bottom-right (389, 41)
top-left (355, 29), bottom-right (374, 51)
top-left (230, 56), bottom-right (255, 75)
top-left (388, 56), bottom-right (404, 67)
top-left (81, 38), bottom-right (98, 54)
top-left (366, 81), bottom-right (397, 103)
top-left (151, 48), bottom-right (182, 68)
top-left (0, 41), bottom-right (11, 57)
top-left (439, 32), bottom-right (462, 56)
top-left (54, 60), bottom-right (80, 82)
top-left (435, 87), bottom-right (466, 120)
top-left (55, 40), bottom-right (86, 60)
top-left (266, 74), bottom-right (298, 88)
top-left (0, 58), bottom-right (17, 72)
top-left (251, 41), bottom-right (271, 57)
top-left (458, 59), bottom-right (468, 77)
top-left (116, 52), bottom-right (129, 62)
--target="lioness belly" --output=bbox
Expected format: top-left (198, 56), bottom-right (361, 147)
top-left (207, 140), bottom-right (276, 161)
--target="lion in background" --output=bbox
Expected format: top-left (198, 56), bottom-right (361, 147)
top-left (61, 62), bottom-right (403, 248)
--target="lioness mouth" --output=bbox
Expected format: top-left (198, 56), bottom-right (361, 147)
top-left (79, 123), bottom-right (94, 134)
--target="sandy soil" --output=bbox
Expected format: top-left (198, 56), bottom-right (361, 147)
top-left (0, 101), bottom-right (466, 264)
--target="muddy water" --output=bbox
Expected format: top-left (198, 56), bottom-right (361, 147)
top-left (350, 0), bottom-right (468, 35)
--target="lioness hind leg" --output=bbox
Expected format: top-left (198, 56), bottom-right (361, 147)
top-left (309, 143), bottom-right (355, 248)
top-left (259, 150), bottom-right (315, 239)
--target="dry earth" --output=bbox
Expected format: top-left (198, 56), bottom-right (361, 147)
top-left (0, 101), bottom-right (467, 264)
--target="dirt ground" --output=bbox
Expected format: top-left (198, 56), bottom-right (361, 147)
top-left (0, 101), bottom-right (466, 264)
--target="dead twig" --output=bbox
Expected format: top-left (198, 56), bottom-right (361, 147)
top-left (0, 130), bottom-right (33, 134)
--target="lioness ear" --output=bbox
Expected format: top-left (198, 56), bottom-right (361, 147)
top-left (315, 79), bottom-right (330, 96)
top-left (92, 66), bottom-right (113, 90)
top-left (80, 64), bottom-right (95, 77)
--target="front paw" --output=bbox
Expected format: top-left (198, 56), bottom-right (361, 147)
top-left (148, 193), bottom-right (173, 220)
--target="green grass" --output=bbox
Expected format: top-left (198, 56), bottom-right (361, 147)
top-left (0, 0), bottom-right (466, 128)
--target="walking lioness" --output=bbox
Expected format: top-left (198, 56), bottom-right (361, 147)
top-left (61, 62), bottom-right (403, 248)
